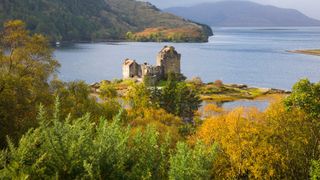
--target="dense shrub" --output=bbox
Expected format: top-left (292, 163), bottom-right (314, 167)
top-left (0, 101), bottom-right (216, 179)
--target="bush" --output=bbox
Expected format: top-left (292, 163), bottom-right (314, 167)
top-left (0, 98), bottom-right (221, 179)
top-left (214, 80), bottom-right (223, 88)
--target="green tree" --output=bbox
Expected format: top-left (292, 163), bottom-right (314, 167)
top-left (0, 20), bottom-right (59, 147)
top-left (159, 77), bottom-right (201, 122)
top-left (284, 79), bottom-right (320, 168)
top-left (125, 83), bottom-right (154, 109)
top-left (311, 160), bottom-right (320, 180)
top-left (0, 101), bottom-right (176, 179)
top-left (99, 81), bottom-right (117, 100)
top-left (285, 79), bottom-right (320, 119)
top-left (169, 142), bottom-right (216, 180)
top-left (51, 79), bottom-right (113, 121)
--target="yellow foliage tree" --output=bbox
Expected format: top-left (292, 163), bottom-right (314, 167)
top-left (127, 107), bottom-right (183, 143)
top-left (195, 107), bottom-right (286, 179)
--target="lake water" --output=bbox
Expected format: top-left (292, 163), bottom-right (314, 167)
top-left (55, 27), bottom-right (320, 90)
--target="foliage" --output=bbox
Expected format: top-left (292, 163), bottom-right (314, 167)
top-left (0, 101), bottom-right (216, 179)
top-left (195, 107), bottom-right (286, 179)
top-left (127, 107), bottom-right (182, 142)
top-left (169, 142), bottom-right (217, 180)
top-left (285, 79), bottom-right (320, 119)
top-left (125, 83), bottom-right (154, 109)
top-left (195, 96), bottom-right (320, 179)
top-left (159, 79), bottom-right (201, 122)
top-left (99, 81), bottom-right (118, 100)
top-left (51, 79), bottom-right (116, 121)
top-left (0, 20), bottom-right (59, 147)
top-left (202, 103), bottom-right (224, 118)
top-left (127, 27), bottom-right (208, 42)
top-left (214, 80), bottom-right (223, 88)
top-left (311, 160), bottom-right (320, 180)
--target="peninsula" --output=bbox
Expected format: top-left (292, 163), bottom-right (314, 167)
top-left (288, 49), bottom-right (320, 56)
top-left (0, 0), bottom-right (212, 42)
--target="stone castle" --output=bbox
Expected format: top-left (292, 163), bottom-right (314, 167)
top-left (122, 46), bottom-right (181, 81)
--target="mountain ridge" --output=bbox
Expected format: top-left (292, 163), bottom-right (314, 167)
top-left (164, 1), bottom-right (320, 27)
top-left (0, 0), bottom-right (212, 42)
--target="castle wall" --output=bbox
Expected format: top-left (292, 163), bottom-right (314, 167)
top-left (123, 46), bottom-right (181, 81)
top-left (141, 64), bottom-right (162, 79)
top-left (122, 59), bottom-right (141, 79)
top-left (156, 46), bottom-right (181, 76)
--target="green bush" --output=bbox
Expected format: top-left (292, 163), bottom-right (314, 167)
top-left (169, 142), bottom-right (217, 180)
top-left (0, 100), bottom-right (215, 179)
top-left (311, 160), bottom-right (320, 180)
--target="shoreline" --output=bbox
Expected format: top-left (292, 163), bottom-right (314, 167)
top-left (90, 80), bottom-right (290, 103)
top-left (287, 49), bottom-right (320, 56)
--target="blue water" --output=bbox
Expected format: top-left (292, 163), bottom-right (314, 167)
top-left (55, 27), bottom-right (320, 90)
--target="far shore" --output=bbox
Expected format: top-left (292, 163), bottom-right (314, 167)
top-left (288, 49), bottom-right (320, 56)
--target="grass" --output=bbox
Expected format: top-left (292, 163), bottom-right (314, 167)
top-left (92, 80), bottom-right (288, 103)
top-left (198, 83), bottom-right (278, 102)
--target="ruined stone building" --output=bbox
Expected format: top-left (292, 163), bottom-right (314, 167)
top-left (122, 46), bottom-right (181, 81)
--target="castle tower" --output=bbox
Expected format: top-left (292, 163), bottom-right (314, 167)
top-left (122, 59), bottom-right (141, 79)
top-left (156, 46), bottom-right (181, 77)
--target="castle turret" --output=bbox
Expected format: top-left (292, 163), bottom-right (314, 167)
top-left (156, 46), bottom-right (181, 77)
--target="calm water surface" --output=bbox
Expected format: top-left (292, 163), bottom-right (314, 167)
top-left (55, 27), bottom-right (320, 90)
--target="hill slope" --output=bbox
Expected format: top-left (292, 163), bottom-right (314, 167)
top-left (0, 0), bottom-right (212, 42)
top-left (164, 1), bottom-right (320, 27)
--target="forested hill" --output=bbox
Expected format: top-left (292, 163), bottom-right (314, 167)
top-left (0, 0), bottom-right (212, 42)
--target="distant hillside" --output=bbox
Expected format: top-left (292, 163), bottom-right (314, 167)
top-left (164, 1), bottom-right (320, 27)
top-left (0, 0), bottom-right (212, 42)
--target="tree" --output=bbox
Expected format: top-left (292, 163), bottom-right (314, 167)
top-left (127, 107), bottom-right (182, 143)
top-left (99, 81), bottom-right (117, 100)
top-left (51, 79), bottom-right (115, 121)
top-left (311, 160), bottom-right (320, 180)
top-left (285, 79), bottom-right (320, 119)
top-left (283, 79), bottom-right (320, 178)
top-left (169, 142), bottom-right (217, 180)
top-left (0, 101), bottom-right (175, 179)
top-left (125, 83), bottom-right (154, 109)
top-left (195, 107), bottom-right (287, 179)
top-left (159, 79), bottom-right (201, 122)
top-left (0, 20), bottom-right (59, 147)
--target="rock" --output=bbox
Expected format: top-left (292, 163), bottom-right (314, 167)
top-left (230, 84), bottom-right (248, 89)
top-left (267, 88), bottom-right (291, 94)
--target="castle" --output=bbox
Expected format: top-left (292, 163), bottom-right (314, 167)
top-left (122, 46), bottom-right (181, 81)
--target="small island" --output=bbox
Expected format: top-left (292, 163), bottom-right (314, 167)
top-left (91, 46), bottom-right (290, 104)
top-left (288, 49), bottom-right (320, 56)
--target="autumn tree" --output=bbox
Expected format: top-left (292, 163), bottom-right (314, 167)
top-left (195, 107), bottom-right (287, 179)
top-left (0, 20), bottom-right (59, 147)
top-left (283, 79), bottom-right (320, 178)
top-left (125, 83), bottom-right (154, 109)
top-left (127, 107), bottom-right (182, 143)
